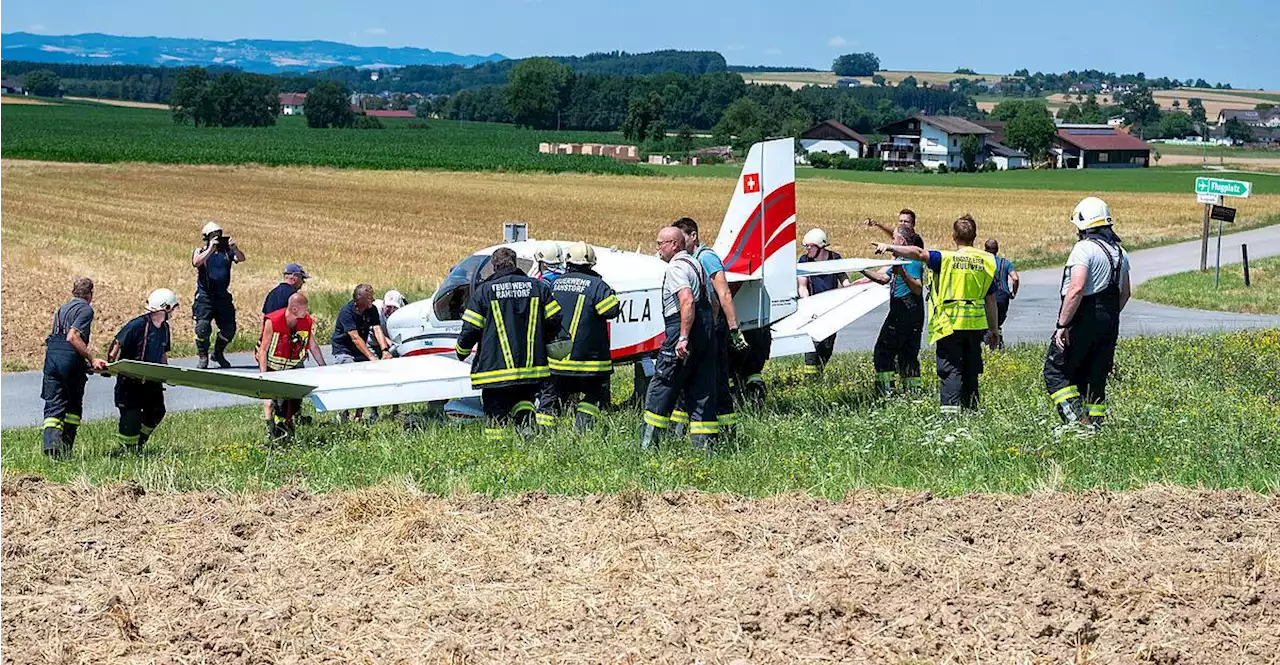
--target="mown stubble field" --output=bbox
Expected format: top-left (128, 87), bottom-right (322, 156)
top-left (3, 160), bottom-right (1279, 367)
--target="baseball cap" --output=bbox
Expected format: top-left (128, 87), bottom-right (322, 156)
top-left (283, 263), bottom-right (310, 279)
top-left (383, 289), bottom-right (407, 308)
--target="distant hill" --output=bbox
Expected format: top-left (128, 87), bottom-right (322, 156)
top-left (0, 32), bottom-right (506, 73)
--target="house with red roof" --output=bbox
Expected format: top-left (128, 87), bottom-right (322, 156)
top-left (1053, 125), bottom-right (1150, 168)
top-left (279, 92), bottom-right (306, 116)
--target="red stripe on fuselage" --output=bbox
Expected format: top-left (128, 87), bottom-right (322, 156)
top-left (724, 182), bottom-right (796, 275)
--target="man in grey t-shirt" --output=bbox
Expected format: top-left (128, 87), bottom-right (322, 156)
top-left (639, 226), bottom-right (720, 452)
top-left (41, 277), bottom-right (109, 459)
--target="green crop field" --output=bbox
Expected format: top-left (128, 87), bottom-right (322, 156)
top-left (3, 331), bottom-right (1278, 495)
top-left (664, 163), bottom-right (1280, 194)
top-left (0, 102), bottom-right (652, 175)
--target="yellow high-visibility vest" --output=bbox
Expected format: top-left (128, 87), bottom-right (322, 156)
top-left (926, 246), bottom-right (996, 344)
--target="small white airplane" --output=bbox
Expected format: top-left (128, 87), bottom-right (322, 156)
top-left (111, 138), bottom-right (900, 413)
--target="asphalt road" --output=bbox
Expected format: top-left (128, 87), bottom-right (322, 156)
top-left (4, 226), bottom-right (1278, 430)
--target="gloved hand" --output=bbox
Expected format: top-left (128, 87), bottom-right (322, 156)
top-left (455, 347), bottom-right (471, 362)
top-left (729, 328), bottom-right (749, 353)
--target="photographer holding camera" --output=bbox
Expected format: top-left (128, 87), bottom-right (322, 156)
top-left (191, 221), bottom-right (246, 368)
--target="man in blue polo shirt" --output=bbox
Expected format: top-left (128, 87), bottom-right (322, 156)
top-left (262, 263), bottom-right (310, 316)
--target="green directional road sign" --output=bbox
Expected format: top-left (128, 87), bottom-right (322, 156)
top-left (1195, 177), bottom-right (1252, 198)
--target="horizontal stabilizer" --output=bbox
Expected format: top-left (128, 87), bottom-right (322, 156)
top-left (796, 257), bottom-right (903, 277)
top-left (771, 282), bottom-right (890, 343)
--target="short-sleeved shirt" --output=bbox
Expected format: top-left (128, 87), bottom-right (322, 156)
top-left (114, 314), bottom-right (171, 364)
top-left (194, 247), bottom-right (235, 300)
top-left (330, 301), bottom-right (378, 358)
top-left (262, 282), bottom-right (297, 315)
top-left (993, 256), bottom-right (1016, 302)
top-left (798, 250), bottom-right (843, 295)
top-left (662, 251), bottom-right (703, 318)
top-left (890, 260), bottom-right (925, 299)
top-left (49, 297), bottom-right (95, 345)
top-left (926, 250), bottom-right (1000, 297)
top-left (694, 245), bottom-right (726, 309)
top-left (1063, 239), bottom-right (1130, 296)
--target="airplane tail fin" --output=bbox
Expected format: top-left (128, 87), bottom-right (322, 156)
top-left (712, 138), bottom-right (797, 326)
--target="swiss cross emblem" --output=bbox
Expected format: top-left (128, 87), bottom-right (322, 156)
top-left (743, 173), bottom-right (760, 194)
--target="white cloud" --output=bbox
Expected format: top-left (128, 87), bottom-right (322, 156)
top-left (764, 47), bottom-right (783, 56)
top-left (828, 36), bottom-right (847, 47)
top-left (363, 27), bottom-right (388, 36)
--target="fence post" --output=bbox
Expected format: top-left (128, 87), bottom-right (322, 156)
top-left (1242, 244), bottom-right (1251, 288)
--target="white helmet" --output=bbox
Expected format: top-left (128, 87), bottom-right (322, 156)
top-left (566, 241), bottom-right (597, 266)
top-left (1071, 196), bottom-right (1112, 230)
top-left (146, 288), bottom-right (179, 312)
top-left (201, 221), bottom-right (223, 237)
top-left (803, 228), bottom-right (829, 248)
top-left (383, 289), bottom-right (406, 309)
top-left (535, 241), bottom-right (563, 266)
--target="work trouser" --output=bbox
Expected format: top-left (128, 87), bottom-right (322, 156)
top-left (1044, 298), bottom-right (1119, 424)
top-left (936, 329), bottom-right (986, 414)
top-left (538, 373), bottom-right (611, 430)
top-left (732, 327), bottom-right (770, 403)
top-left (482, 384), bottom-right (539, 441)
top-left (803, 336), bottom-right (837, 375)
top-left (115, 379), bottom-right (166, 449)
top-left (641, 315), bottom-right (718, 449)
top-left (873, 295), bottom-right (924, 394)
top-left (193, 293), bottom-right (237, 357)
top-left (675, 315), bottom-right (736, 434)
top-left (41, 341), bottom-right (88, 456)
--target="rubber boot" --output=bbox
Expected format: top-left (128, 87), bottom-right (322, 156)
top-left (691, 433), bottom-right (717, 455)
top-left (1085, 404), bottom-right (1106, 429)
top-left (574, 411), bottom-right (597, 432)
top-left (62, 423), bottom-right (79, 448)
top-left (266, 419), bottom-right (282, 441)
top-left (1055, 396), bottom-right (1087, 425)
top-left (742, 377), bottom-right (766, 405)
top-left (875, 371), bottom-right (896, 397)
top-left (212, 342), bottom-right (232, 369)
top-left (42, 426), bottom-right (68, 460)
top-left (638, 422), bottom-right (664, 452)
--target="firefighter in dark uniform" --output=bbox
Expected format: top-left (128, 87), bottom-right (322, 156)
top-left (457, 247), bottom-right (563, 441)
top-left (537, 242), bottom-right (621, 431)
top-left (1044, 197), bottom-right (1131, 427)
top-left (670, 218), bottom-right (748, 437)
top-left (259, 292), bottom-right (327, 439)
top-left (638, 226), bottom-right (719, 452)
top-left (40, 277), bottom-right (108, 459)
top-left (107, 289), bottom-right (178, 453)
top-left (875, 214), bottom-right (999, 415)
top-left (797, 228), bottom-right (852, 375)
top-left (192, 221), bottom-right (246, 368)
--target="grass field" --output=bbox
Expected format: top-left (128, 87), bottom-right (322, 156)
top-left (667, 162), bottom-right (1280, 195)
top-left (0, 102), bottom-right (651, 175)
top-left (3, 331), bottom-right (1278, 493)
top-left (1133, 255), bottom-right (1280, 314)
top-left (6, 160), bottom-right (1280, 368)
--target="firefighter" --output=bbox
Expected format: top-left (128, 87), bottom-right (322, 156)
top-left (538, 242), bottom-right (621, 431)
top-left (457, 247), bottom-right (562, 441)
top-left (859, 224), bottom-right (925, 395)
top-left (797, 228), bottom-right (851, 375)
top-left (40, 277), bottom-right (108, 460)
top-left (107, 289), bottom-right (178, 454)
top-left (534, 241), bottom-right (565, 285)
top-left (875, 214), bottom-right (999, 415)
top-left (985, 239), bottom-right (1020, 347)
top-left (638, 226), bottom-right (719, 452)
top-left (192, 221), bottom-right (245, 368)
top-left (1044, 196), bottom-right (1131, 427)
top-left (670, 217), bottom-right (748, 437)
top-left (259, 292), bottom-right (327, 439)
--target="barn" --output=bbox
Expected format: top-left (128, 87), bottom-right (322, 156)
top-left (1053, 127), bottom-right (1150, 169)
top-left (799, 120), bottom-right (867, 160)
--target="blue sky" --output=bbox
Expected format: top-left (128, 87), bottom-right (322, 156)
top-left (5, 0), bottom-right (1277, 88)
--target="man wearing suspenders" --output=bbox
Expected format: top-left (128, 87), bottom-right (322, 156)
top-left (40, 278), bottom-right (108, 459)
top-left (1044, 197), bottom-right (1132, 427)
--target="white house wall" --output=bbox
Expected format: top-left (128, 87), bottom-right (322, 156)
top-left (800, 138), bottom-right (863, 158)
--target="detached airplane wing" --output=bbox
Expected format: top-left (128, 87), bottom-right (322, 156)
top-left (108, 356), bottom-right (479, 412)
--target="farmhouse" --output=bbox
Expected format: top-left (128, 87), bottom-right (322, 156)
top-left (2, 78), bottom-right (24, 94)
top-left (874, 115), bottom-right (992, 170)
top-left (985, 141), bottom-right (1030, 170)
top-left (799, 120), bottom-right (867, 159)
top-left (1216, 108), bottom-right (1280, 128)
top-left (279, 92), bottom-right (306, 115)
top-left (1053, 127), bottom-right (1150, 169)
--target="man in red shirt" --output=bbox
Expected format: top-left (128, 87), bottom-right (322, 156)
top-left (259, 292), bottom-right (326, 439)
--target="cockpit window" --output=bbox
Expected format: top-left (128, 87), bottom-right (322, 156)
top-left (433, 254), bottom-right (493, 321)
